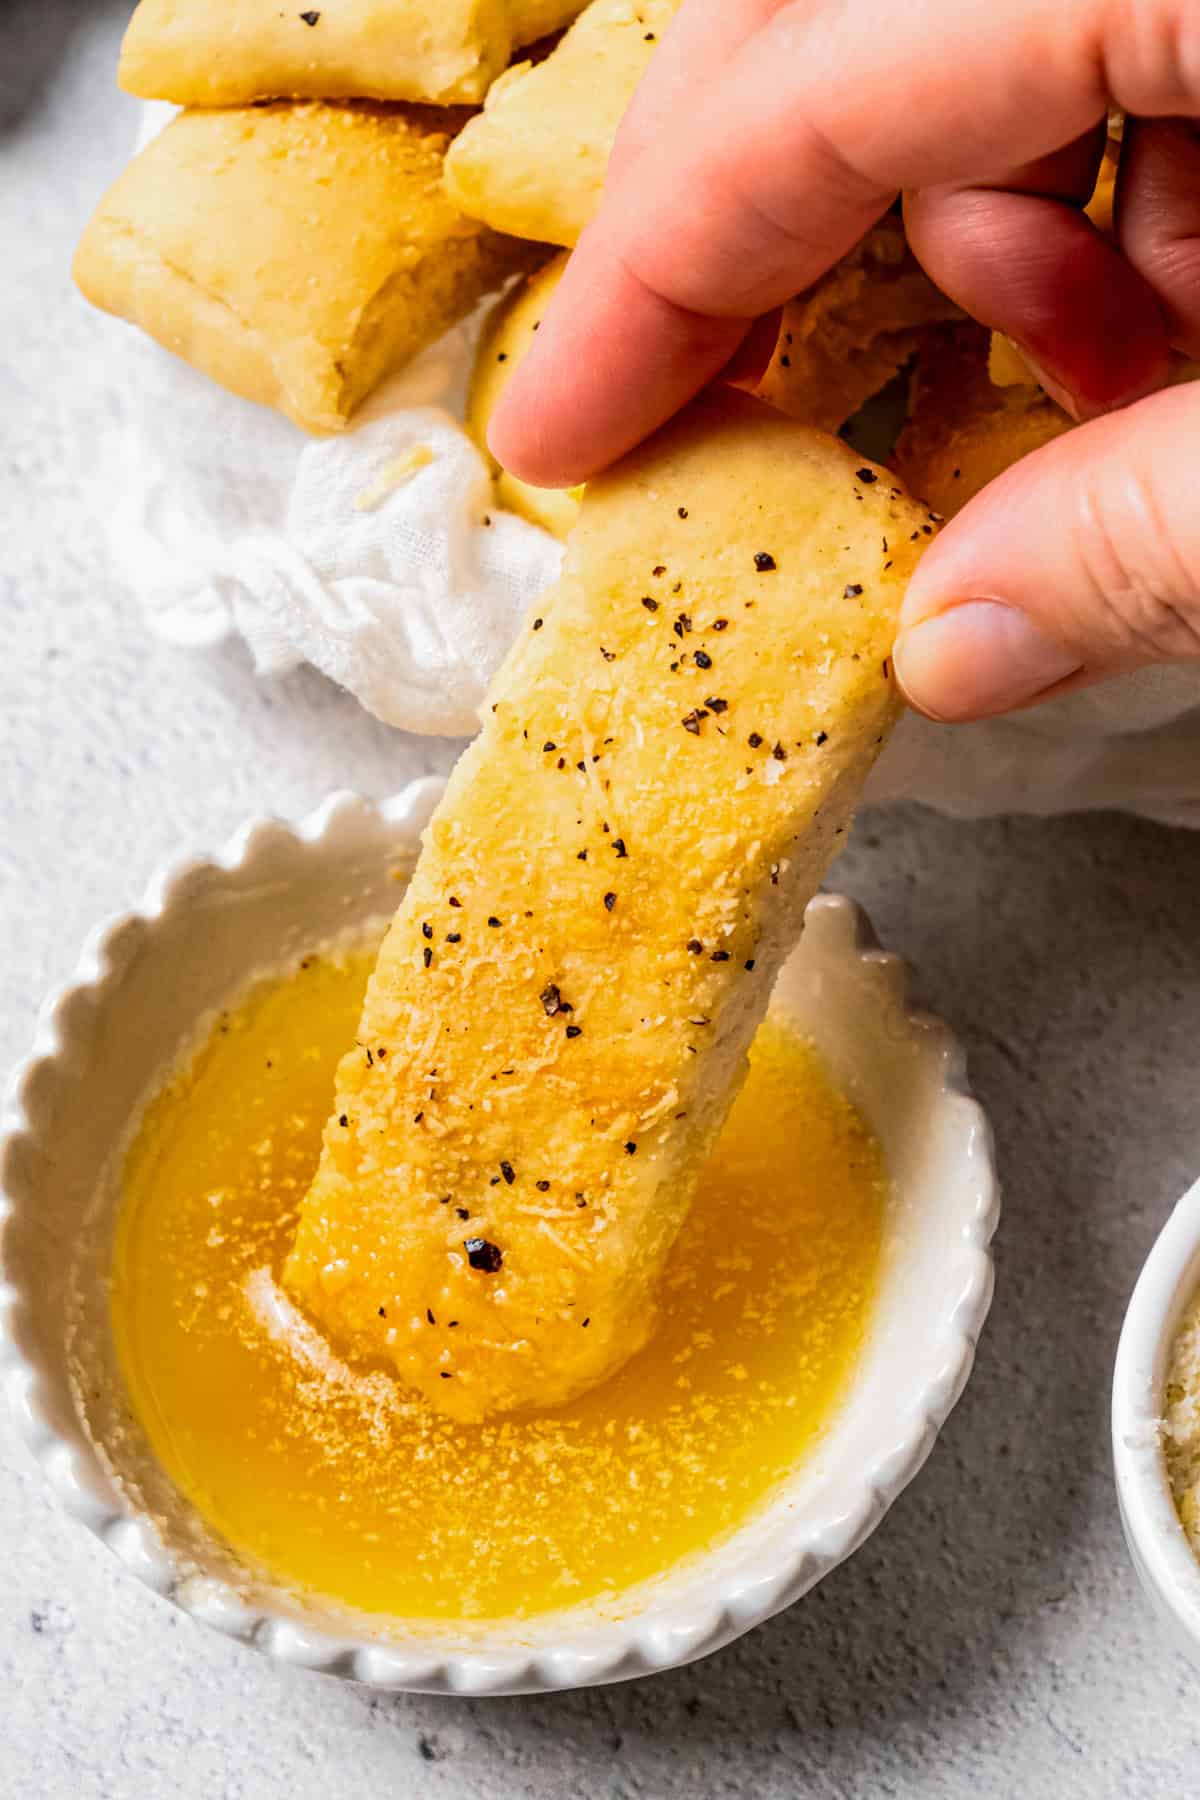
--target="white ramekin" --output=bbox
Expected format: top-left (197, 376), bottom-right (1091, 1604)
top-left (1113, 1177), bottom-right (1200, 1666)
top-left (0, 779), bottom-right (998, 1695)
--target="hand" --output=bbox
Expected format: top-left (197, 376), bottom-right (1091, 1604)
top-left (490, 0), bottom-right (1200, 722)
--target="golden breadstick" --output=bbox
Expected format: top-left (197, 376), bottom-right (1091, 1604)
top-left (119, 0), bottom-right (588, 108)
top-left (285, 394), bottom-right (934, 1420)
top-left (444, 0), bottom-right (679, 246)
top-left (758, 218), bottom-right (961, 432)
top-left (74, 103), bottom-right (532, 434)
top-left (468, 251), bottom-right (584, 537)
top-left (893, 322), bottom-right (1072, 517)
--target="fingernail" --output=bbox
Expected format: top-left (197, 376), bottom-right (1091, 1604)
top-left (1019, 343), bottom-right (1169, 421)
top-left (1018, 353), bottom-right (1082, 421)
top-left (893, 601), bottom-right (1082, 721)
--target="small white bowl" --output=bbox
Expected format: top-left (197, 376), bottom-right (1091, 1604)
top-left (1113, 1177), bottom-right (1200, 1664)
top-left (0, 780), bottom-right (998, 1695)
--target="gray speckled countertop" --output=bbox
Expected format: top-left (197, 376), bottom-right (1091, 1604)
top-left (5, 7), bottom-right (1200, 1794)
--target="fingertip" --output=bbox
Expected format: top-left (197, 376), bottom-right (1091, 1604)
top-left (894, 602), bottom-right (1083, 721)
top-left (483, 263), bottom-right (601, 487)
top-left (896, 379), bottom-right (1200, 721)
top-left (897, 528), bottom-right (973, 634)
top-left (1119, 118), bottom-right (1200, 362)
top-left (485, 245), bottom-right (750, 488)
top-left (908, 185), bottom-right (1170, 420)
top-left (483, 307), bottom-right (621, 489)
top-left (485, 372), bottom-right (554, 488)
top-left (1014, 262), bottom-right (1170, 421)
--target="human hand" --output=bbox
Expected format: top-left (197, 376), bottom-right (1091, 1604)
top-left (490, 0), bottom-right (1200, 722)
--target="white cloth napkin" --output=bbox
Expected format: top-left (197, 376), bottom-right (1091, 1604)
top-left (104, 314), bottom-right (563, 738)
top-left (100, 107), bottom-right (1200, 821)
top-left (867, 669), bottom-right (1200, 826)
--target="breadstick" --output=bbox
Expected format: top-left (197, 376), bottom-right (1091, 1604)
top-left (285, 394), bottom-right (935, 1419)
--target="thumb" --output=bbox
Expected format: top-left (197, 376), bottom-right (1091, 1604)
top-left (893, 383), bottom-right (1200, 722)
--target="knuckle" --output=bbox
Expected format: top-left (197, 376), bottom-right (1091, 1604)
top-left (1099, 0), bottom-right (1200, 113)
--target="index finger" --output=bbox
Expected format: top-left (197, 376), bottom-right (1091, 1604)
top-left (491, 0), bottom-right (1189, 485)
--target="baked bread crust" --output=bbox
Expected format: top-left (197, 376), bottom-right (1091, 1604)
top-left (893, 321), bottom-right (1072, 517)
top-left (444, 0), bottom-right (679, 246)
top-left (118, 0), bottom-right (588, 108)
top-left (72, 102), bottom-right (533, 434)
top-left (757, 219), bottom-right (961, 433)
top-left (467, 250), bottom-right (583, 536)
top-left (285, 394), bottom-right (935, 1420)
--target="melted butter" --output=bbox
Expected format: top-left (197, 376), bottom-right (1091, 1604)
top-left (111, 935), bottom-right (886, 1624)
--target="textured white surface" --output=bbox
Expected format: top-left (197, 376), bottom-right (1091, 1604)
top-left (4, 5), bottom-right (1200, 1793)
top-left (108, 296), bottom-right (564, 736)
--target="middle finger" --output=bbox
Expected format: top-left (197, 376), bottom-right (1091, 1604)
top-left (905, 130), bottom-right (1169, 416)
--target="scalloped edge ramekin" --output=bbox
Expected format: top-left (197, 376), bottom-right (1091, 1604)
top-left (1113, 1177), bottom-right (1200, 1667)
top-left (0, 779), bottom-right (998, 1694)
